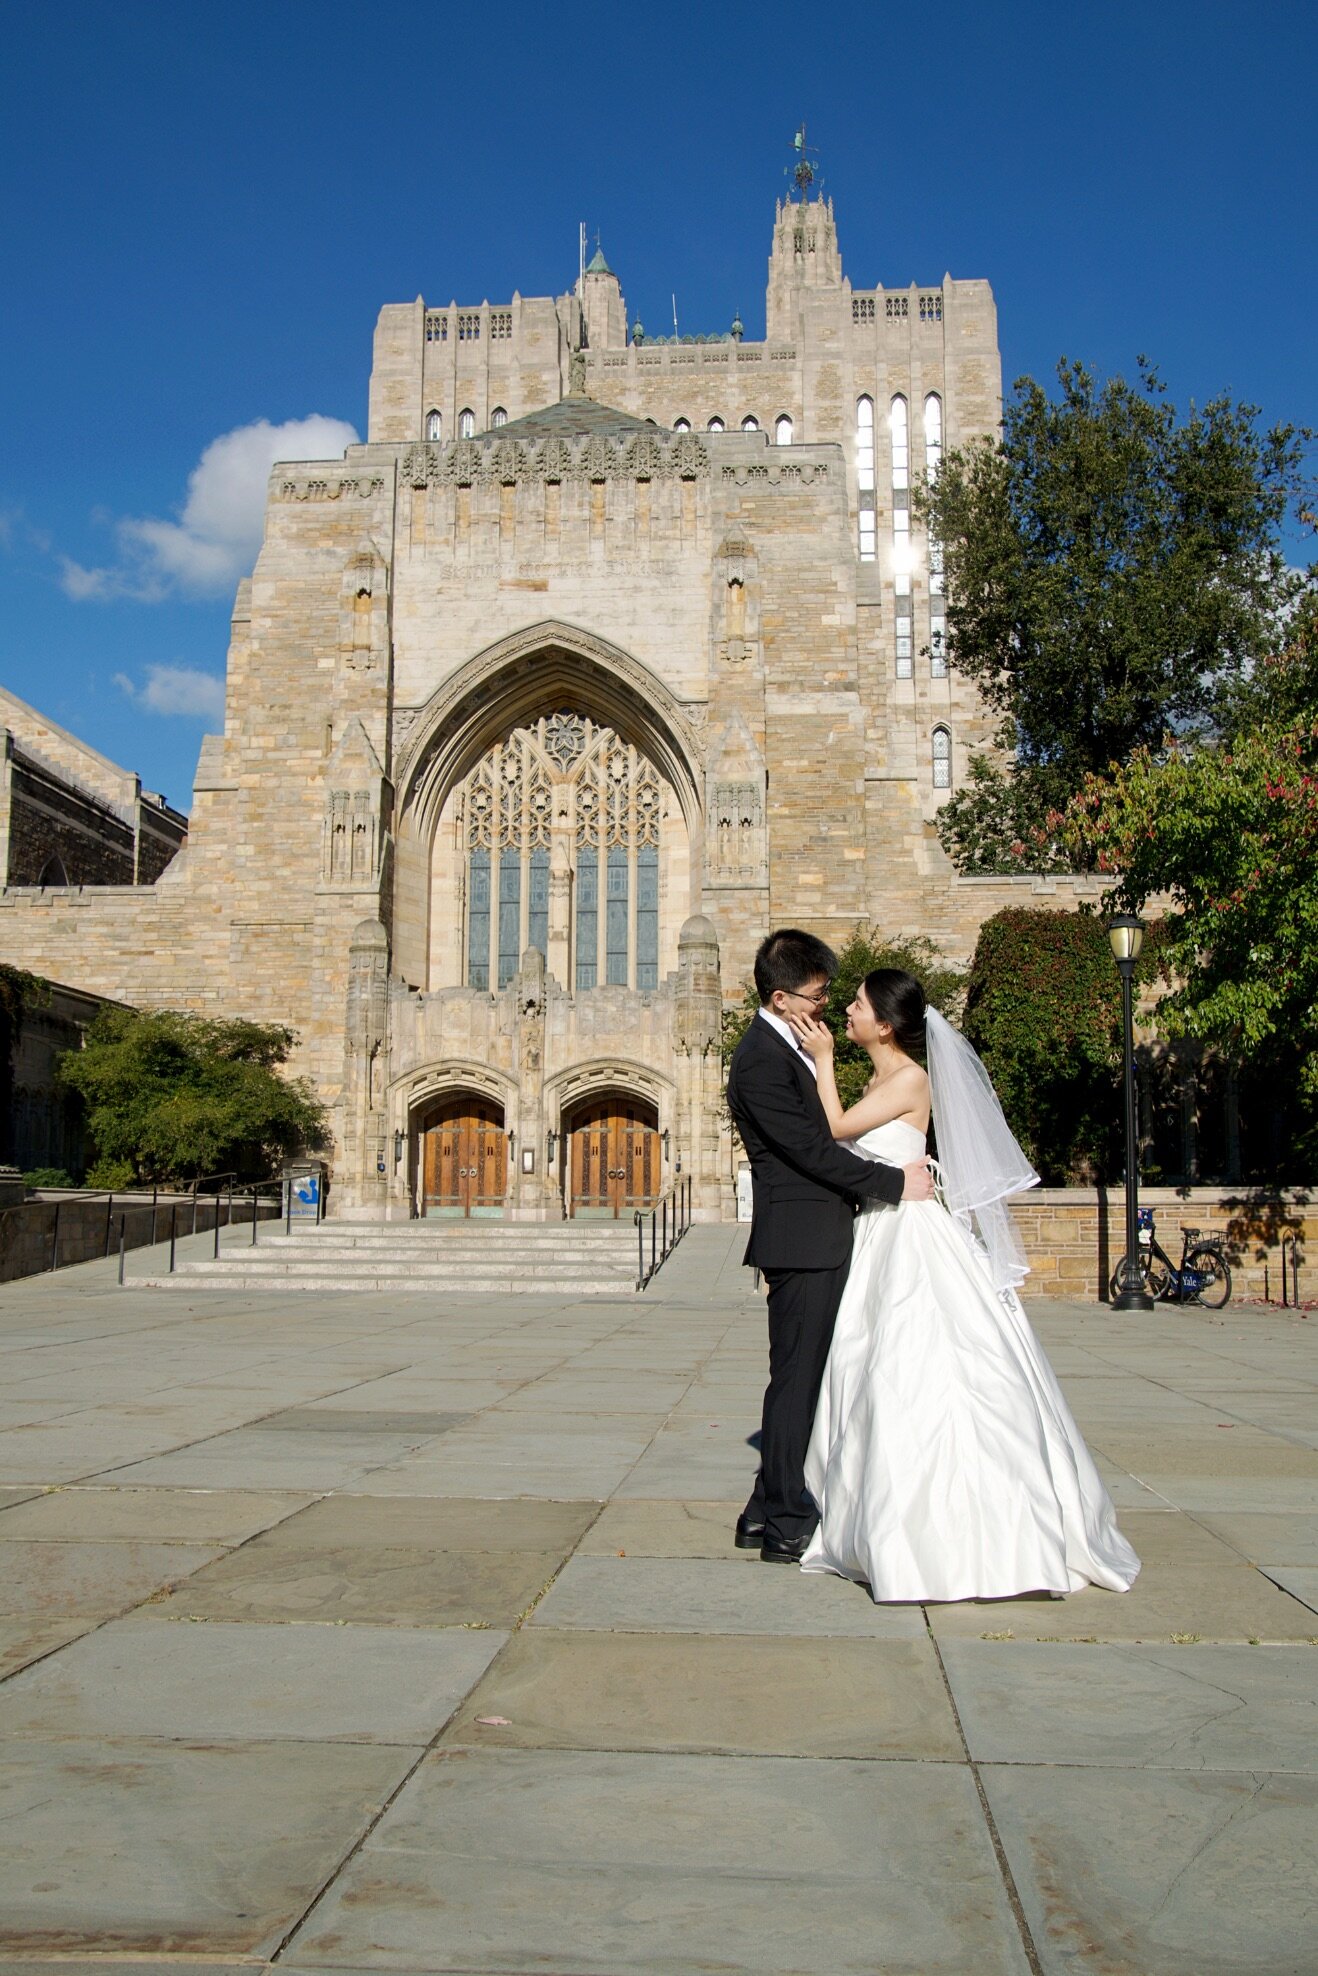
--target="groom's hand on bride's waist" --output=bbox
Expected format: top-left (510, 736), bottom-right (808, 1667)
top-left (900, 1159), bottom-right (935, 1202)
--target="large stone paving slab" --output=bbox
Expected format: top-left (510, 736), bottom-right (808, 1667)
top-left (0, 1538), bottom-right (228, 1617)
top-left (0, 1735), bottom-right (414, 1958)
top-left (276, 1494), bottom-right (599, 1553)
top-left (940, 1639), bottom-right (1318, 1771)
top-left (578, 1497), bottom-right (749, 1557)
top-left (1259, 1564), bottom-right (1318, 1613)
top-left (531, 1553), bottom-right (925, 1637)
top-left (1198, 1509), bottom-right (1318, 1565)
top-left (284, 1748), bottom-right (1030, 1976)
top-left (0, 1617), bottom-right (507, 1745)
top-left (443, 1629), bottom-right (959, 1758)
top-left (145, 1540), bottom-right (566, 1627)
top-left (927, 1555), bottom-right (1315, 1642)
top-left (0, 1614), bottom-right (101, 1680)
top-left (0, 1485), bottom-right (315, 1544)
top-left (982, 1762), bottom-right (1317, 1976)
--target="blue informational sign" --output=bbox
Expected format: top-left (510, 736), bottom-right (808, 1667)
top-left (290, 1173), bottom-right (320, 1220)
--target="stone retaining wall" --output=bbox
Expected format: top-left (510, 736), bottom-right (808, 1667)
top-left (0, 1193), bottom-right (276, 1284)
top-left (1013, 1185), bottom-right (1314, 1304)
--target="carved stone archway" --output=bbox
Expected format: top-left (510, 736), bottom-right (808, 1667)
top-left (393, 622), bottom-right (704, 990)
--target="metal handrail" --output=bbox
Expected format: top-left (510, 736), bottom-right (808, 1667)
top-left (634, 1175), bottom-right (693, 1289)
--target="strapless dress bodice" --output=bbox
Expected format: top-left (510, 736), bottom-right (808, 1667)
top-left (847, 1118), bottom-right (928, 1166)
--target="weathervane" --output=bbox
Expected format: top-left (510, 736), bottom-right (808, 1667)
top-left (785, 124), bottom-right (820, 199)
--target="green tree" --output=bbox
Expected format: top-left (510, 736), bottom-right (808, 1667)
top-left (1061, 591), bottom-right (1318, 1144)
top-left (917, 359), bottom-right (1307, 872)
top-left (962, 908), bottom-right (1166, 1183)
top-left (57, 1008), bottom-right (327, 1185)
top-left (722, 927), bottom-right (962, 1109)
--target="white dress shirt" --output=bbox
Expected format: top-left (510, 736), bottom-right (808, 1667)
top-left (757, 1004), bottom-right (818, 1077)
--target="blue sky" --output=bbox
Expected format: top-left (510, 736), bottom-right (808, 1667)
top-left (2, 0), bottom-right (1314, 812)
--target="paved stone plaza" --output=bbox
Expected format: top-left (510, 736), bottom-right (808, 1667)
top-left (0, 1228), bottom-right (1315, 1974)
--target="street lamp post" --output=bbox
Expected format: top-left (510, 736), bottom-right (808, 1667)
top-left (1108, 912), bottom-right (1153, 1311)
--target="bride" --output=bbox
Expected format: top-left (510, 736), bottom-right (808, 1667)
top-left (788, 968), bottom-right (1140, 1604)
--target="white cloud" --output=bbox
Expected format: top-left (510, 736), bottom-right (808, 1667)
top-left (114, 664), bottom-right (226, 721)
top-left (62, 414), bottom-right (359, 602)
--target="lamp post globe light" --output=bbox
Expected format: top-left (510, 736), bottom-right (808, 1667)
top-left (1108, 912), bottom-right (1154, 1312)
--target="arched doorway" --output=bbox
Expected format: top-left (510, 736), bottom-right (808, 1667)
top-left (565, 1092), bottom-right (660, 1218)
top-left (417, 1093), bottom-right (506, 1217)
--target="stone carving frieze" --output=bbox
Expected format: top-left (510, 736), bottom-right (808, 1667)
top-left (277, 475), bottom-right (386, 501)
top-left (719, 460), bottom-right (829, 488)
top-left (398, 430), bottom-right (710, 491)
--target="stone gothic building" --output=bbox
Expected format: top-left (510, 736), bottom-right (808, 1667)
top-left (1, 189), bottom-right (1093, 1220)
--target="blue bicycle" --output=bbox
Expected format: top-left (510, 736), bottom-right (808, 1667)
top-left (1110, 1206), bottom-right (1231, 1308)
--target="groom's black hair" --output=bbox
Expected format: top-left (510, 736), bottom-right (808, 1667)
top-left (754, 928), bottom-right (838, 1004)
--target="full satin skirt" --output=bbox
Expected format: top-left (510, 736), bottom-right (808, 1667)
top-left (802, 1198), bottom-right (1140, 1602)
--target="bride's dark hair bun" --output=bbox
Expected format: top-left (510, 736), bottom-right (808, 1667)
top-left (862, 968), bottom-right (927, 1054)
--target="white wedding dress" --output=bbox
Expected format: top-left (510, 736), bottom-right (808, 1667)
top-left (802, 1119), bottom-right (1140, 1602)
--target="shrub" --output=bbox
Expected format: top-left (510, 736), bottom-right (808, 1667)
top-left (21, 1167), bottom-right (78, 1190)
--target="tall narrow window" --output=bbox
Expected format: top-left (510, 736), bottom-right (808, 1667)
top-left (893, 506), bottom-right (911, 599)
top-left (856, 397), bottom-right (875, 490)
top-left (741, 414), bottom-right (759, 432)
top-left (708, 416), bottom-right (725, 433)
top-left (467, 848), bottom-right (491, 990)
top-left (636, 845), bottom-right (659, 989)
top-left (491, 406), bottom-right (507, 428)
top-left (929, 611), bottom-right (947, 677)
top-left (498, 848), bottom-right (521, 987)
top-left (890, 396), bottom-right (909, 489)
top-left (896, 600), bottom-right (913, 679)
top-left (775, 413), bottom-right (794, 446)
top-left (458, 408), bottom-right (474, 439)
top-left (932, 726), bottom-right (952, 790)
top-left (528, 846), bottom-right (549, 957)
top-left (425, 409), bottom-right (442, 442)
top-left (606, 846), bottom-right (629, 985)
top-left (891, 394), bottom-right (911, 665)
top-left (576, 849), bottom-right (598, 990)
top-left (923, 394), bottom-right (942, 480)
top-left (856, 396), bottom-right (875, 561)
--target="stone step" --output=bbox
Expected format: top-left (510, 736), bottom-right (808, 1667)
top-left (135, 1217), bottom-right (654, 1295)
top-left (242, 1237), bottom-right (637, 1260)
top-left (139, 1265), bottom-right (637, 1295)
top-left (262, 1228), bottom-right (637, 1247)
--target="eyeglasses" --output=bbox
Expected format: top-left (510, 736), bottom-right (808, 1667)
top-left (784, 986), bottom-right (831, 1008)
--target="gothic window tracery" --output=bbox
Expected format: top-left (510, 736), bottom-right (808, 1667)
top-left (458, 408), bottom-right (475, 439)
top-left (426, 409), bottom-right (442, 442)
top-left (932, 725), bottom-right (952, 790)
top-left (457, 713), bottom-right (667, 993)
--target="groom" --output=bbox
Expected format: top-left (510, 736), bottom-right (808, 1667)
top-left (727, 928), bottom-right (934, 1561)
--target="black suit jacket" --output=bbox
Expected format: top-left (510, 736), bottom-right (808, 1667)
top-left (727, 1012), bottom-right (905, 1271)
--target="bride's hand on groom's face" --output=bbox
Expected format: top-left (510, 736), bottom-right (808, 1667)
top-left (787, 1012), bottom-right (834, 1058)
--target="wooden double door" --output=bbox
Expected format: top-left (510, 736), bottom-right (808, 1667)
top-left (420, 1097), bottom-right (506, 1217)
top-left (568, 1097), bottom-right (660, 1218)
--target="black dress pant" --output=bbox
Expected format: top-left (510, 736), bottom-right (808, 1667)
top-left (744, 1258), bottom-right (852, 1543)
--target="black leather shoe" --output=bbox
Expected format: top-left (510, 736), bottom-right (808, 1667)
top-left (759, 1530), bottom-right (815, 1564)
top-left (734, 1514), bottom-right (766, 1550)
